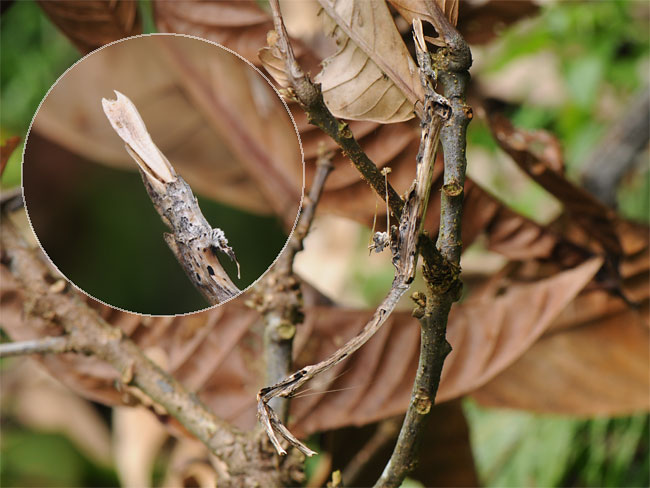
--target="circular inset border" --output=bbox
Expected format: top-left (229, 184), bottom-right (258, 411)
top-left (22, 33), bottom-right (305, 316)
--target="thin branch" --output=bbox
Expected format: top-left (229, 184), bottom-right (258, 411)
top-left (0, 216), bottom-right (300, 487)
top-left (252, 149), bottom-right (334, 423)
top-left (376, 9), bottom-right (472, 487)
top-left (581, 87), bottom-right (650, 207)
top-left (342, 418), bottom-right (401, 486)
top-left (257, 3), bottom-right (451, 457)
top-left (262, 0), bottom-right (452, 277)
top-left (102, 91), bottom-right (240, 305)
top-left (0, 336), bottom-right (72, 358)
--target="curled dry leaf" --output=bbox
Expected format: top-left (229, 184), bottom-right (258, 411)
top-left (313, 0), bottom-right (424, 123)
top-left (34, 0), bottom-right (566, 264)
top-left (472, 219), bottom-right (650, 414)
top-left (2, 236), bottom-right (613, 437)
top-left (37, 0), bottom-right (141, 54)
top-left (485, 106), bottom-right (622, 255)
top-left (32, 36), bottom-right (301, 219)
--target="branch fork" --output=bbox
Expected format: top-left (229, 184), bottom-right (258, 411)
top-left (256, 4), bottom-right (452, 458)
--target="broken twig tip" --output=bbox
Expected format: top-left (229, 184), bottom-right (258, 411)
top-left (102, 89), bottom-right (176, 185)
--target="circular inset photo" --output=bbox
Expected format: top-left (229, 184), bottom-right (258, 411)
top-left (23, 34), bottom-right (303, 315)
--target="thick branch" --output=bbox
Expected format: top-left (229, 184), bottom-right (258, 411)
top-left (102, 91), bottom-right (239, 305)
top-left (258, 5), bottom-right (451, 458)
top-left (263, 0), bottom-right (451, 277)
top-left (0, 217), bottom-right (297, 487)
top-left (376, 10), bottom-right (471, 487)
top-left (0, 336), bottom-right (72, 357)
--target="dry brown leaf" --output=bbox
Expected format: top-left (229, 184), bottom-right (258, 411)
top-left (1, 254), bottom-right (603, 436)
top-left (37, 0), bottom-right (141, 54)
top-left (287, 257), bottom-right (602, 435)
top-left (32, 35), bottom-right (301, 219)
top-left (313, 0), bottom-right (424, 122)
top-left (154, 0), bottom-right (276, 65)
top-left (486, 107), bottom-right (622, 255)
top-left (471, 298), bottom-right (649, 415)
top-left (471, 217), bottom-right (650, 414)
top-left (389, 0), bottom-right (459, 29)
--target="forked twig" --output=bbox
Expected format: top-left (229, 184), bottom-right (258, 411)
top-left (260, 0), bottom-right (453, 278)
top-left (256, 9), bottom-right (451, 456)
top-left (376, 10), bottom-right (472, 487)
top-left (102, 91), bottom-right (240, 305)
top-left (255, 148), bottom-right (334, 423)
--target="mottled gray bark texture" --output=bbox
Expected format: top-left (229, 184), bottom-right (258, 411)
top-left (376, 5), bottom-right (472, 487)
top-left (251, 151), bottom-right (334, 424)
top-left (581, 87), bottom-right (650, 207)
top-left (0, 217), bottom-right (303, 487)
top-left (0, 335), bottom-right (71, 357)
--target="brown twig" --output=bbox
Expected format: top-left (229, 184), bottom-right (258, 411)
top-left (0, 336), bottom-right (72, 357)
top-left (581, 87), bottom-right (650, 207)
top-left (376, 8), bottom-right (472, 487)
top-left (102, 91), bottom-right (240, 305)
top-left (261, 0), bottom-right (451, 277)
top-left (0, 216), bottom-right (301, 487)
top-left (257, 3), bottom-right (452, 457)
top-left (251, 149), bottom-right (334, 423)
top-left (342, 418), bottom-right (401, 486)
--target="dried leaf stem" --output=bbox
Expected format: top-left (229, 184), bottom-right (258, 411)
top-left (258, 1), bottom-right (452, 457)
top-left (0, 336), bottom-right (72, 357)
top-left (376, 7), bottom-right (472, 487)
top-left (0, 216), bottom-right (300, 487)
top-left (262, 0), bottom-right (451, 276)
top-left (253, 150), bottom-right (334, 423)
top-left (102, 91), bottom-right (240, 305)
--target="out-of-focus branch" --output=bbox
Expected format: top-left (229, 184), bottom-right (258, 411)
top-left (251, 149), bottom-right (334, 423)
top-left (0, 336), bottom-right (72, 358)
top-left (342, 418), bottom-right (401, 486)
top-left (1, 135), bottom-right (20, 176)
top-left (0, 216), bottom-right (300, 487)
top-left (257, 2), bottom-right (452, 458)
top-left (261, 0), bottom-right (452, 277)
top-left (376, 6), bottom-right (472, 486)
top-left (581, 87), bottom-right (650, 207)
top-left (102, 91), bottom-right (240, 305)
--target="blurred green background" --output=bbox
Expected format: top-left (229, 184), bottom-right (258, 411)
top-left (1, 0), bottom-right (648, 487)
